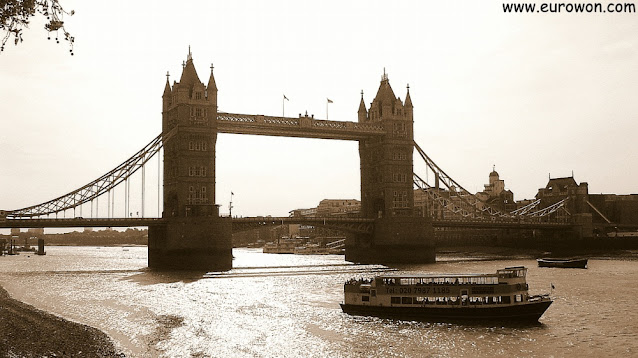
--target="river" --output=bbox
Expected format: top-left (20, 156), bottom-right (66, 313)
top-left (0, 246), bottom-right (636, 357)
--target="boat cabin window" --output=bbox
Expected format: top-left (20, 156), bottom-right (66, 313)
top-left (457, 276), bottom-right (499, 285)
top-left (384, 278), bottom-right (397, 285)
top-left (391, 297), bottom-right (401, 304)
top-left (362, 295), bottom-right (369, 302)
top-left (501, 295), bottom-right (511, 304)
top-left (515, 294), bottom-right (523, 303)
top-left (401, 297), bottom-right (413, 304)
top-left (400, 278), bottom-right (417, 285)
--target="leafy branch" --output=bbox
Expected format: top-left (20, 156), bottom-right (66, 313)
top-left (1, 0), bottom-right (74, 54)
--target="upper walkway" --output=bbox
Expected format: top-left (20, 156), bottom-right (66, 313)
top-left (217, 112), bottom-right (386, 140)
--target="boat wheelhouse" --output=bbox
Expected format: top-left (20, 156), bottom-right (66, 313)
top-left (340, 266), bottom-right (552, 322)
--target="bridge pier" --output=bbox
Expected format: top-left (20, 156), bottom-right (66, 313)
top-left (148, 216), bottom-right (232, 271)
top-left (345, 217), bottom-right (435, 264)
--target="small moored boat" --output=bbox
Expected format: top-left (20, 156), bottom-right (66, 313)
top-left (537, 257), bottom-right (588, 269)
top-left (340, 266), bottom-right (552, 322)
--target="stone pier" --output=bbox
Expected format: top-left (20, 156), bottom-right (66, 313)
top-left (148, 216), bottom-right (232, 271)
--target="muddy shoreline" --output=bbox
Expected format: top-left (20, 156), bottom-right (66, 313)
top-left (0, 285), bottom-right (125, 357)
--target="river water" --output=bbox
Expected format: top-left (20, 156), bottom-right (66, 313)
top-left (0, 246), bottom-right (637, 357)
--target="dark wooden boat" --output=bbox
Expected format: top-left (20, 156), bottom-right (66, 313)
top-left (537, 257), bottom-right (588, 269)
top-left (340, 266), bottom-right (552, 322)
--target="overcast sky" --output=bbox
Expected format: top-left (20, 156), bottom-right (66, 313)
top-left (1, 0), bottom-right (637, 224)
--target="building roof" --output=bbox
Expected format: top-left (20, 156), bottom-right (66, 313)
top-left (372, 71), bottom-right (398, 107)
top-left (545, 176), bottom-right (577, 190)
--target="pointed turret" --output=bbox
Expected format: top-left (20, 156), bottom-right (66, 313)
top-left (207, 63), bottom-right (217, 93)
top-left (358, 90), bottom-right (367, 122)
top-left (404, 84), bottom-right (413, 120)
top-left (162, 72), bottom-right (172, 118)
top-left (404, 84), bottom-right (412, 108)
top-left (207, 63), bottom-right (218, 107)
top-left (163, 75), bottom-right (171, 98)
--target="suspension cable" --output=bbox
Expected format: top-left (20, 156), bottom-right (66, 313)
top-left (8, 134), bottom-right (162, 218)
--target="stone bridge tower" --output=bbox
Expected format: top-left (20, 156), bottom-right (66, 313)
top-left (149, 50), bottom-right (232, 270)
top-left (352, 72), bottom-right (435, 263)
top-left (162, 50), bottom-right (217, 218)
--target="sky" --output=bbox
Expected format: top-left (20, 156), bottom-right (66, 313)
top-left (1, 0), bottom-right (637, 226)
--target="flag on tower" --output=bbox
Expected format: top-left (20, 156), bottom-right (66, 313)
top-left (327, 98), bottom-right (333, 103)
top-left (283, 95), bottom-right (289, 101)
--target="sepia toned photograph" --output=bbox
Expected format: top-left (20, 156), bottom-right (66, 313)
top-left (1, 1), bottom-right (637, 357)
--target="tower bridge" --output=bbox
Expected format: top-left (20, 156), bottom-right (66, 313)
top-left (1, 50), bottom-right (589, 270)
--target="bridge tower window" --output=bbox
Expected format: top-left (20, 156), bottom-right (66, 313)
top-left (393, 122), bottom-right (407, 138)
top-left (393, 173), bottom-right (407, 183)
top-left (393, 190), bottom-right (408, 208)
top-left (393, 150), bottom-right (407, 161)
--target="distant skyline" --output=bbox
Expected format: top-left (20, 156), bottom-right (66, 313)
top-left (1, 1), bottom-right (637, 227)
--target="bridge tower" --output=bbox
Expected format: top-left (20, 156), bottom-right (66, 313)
top-left (148, 49), bottom-right (232, 270)
top-left (351, 72), bottom-right (435, 263)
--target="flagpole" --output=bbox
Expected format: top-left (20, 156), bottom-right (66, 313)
top-left (282, 95), bottom-right (289, 117)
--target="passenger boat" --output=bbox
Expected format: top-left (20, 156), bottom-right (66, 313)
top-left (537, 257), bottom-right (588, 269)
top-left (340, 266), bottom-right (552, 322)
top-left (262, 238), bottom-right (300, 254)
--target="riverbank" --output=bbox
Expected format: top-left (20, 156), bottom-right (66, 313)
top-left (0, 285), bottom-right (124, 357)
top-left (436, 245), bottom-right (638, 261)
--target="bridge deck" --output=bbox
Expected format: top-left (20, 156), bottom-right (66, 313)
top-left (0, 218), bottom-right (165, 228)
top-left (1, 217), bottom-right (574, 231)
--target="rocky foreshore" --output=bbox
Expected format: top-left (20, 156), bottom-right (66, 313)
top-left (0, 285), bottom-right (124, 357)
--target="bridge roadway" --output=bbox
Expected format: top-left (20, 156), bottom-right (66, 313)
top-left (0, 217), bottom-right (573, 232)
top-left (431, 219), bottom-right (573, 230)
top-left (0, 217), bottom-right (377, 234)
